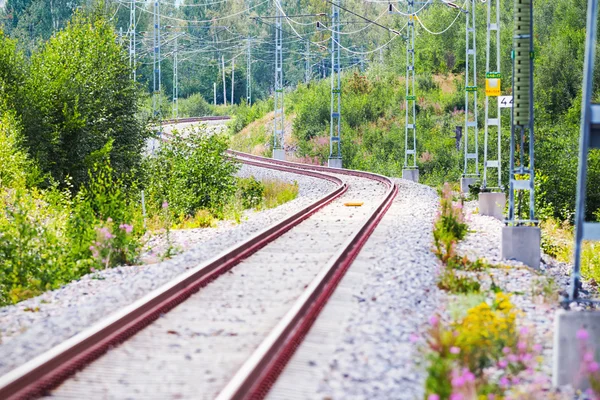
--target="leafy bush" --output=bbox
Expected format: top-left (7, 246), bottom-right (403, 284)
top-left (69, 156), bottom-right (144, 268)
top-left (237, 176), bottom-right (264, 209)
top-left (0, 187), bottom-right (67, 304)
top-left (17, 10), bottom-right (148, 190)
top-left (145, 126), bottom-right (238, 219)
top-left (178, 93), bottom-right (212, 118)
top-left (0, 106), bottom-right (40, 189)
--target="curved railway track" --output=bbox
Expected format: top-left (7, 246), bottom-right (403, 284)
top-left (0, 117), bottom-right (397, 400)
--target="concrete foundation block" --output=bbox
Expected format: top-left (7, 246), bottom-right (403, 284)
top-left (460, 177), bottom-right (478, 193)
top-left (272, 149), bottom-right (285, 161)
top-left (501, 226), bottom-right (541, 269)
top-left (553, 310), bottom-right (600, 389)
top-left (478, 192), bottom-right (506, 220)
top-left (327, 158), bottom-right (343, 169)
top-left (402, 168), bottom-right (419, 182)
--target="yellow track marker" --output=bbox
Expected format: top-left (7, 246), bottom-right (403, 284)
top-left (344, 202), bottom-right (364, 207)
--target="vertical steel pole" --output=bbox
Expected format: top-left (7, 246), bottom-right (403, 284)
top-left (464, 0), bottom-right (479, 178)
top-left (247, 37), bottom-right (252, 105)
top-left (328, 0), bottom-right (342, 166)
top-left (222, 54), bottom-right (227, 106)
top-left (273, 0), bottom-right (285, 156)
top-left (570, 0), bottom-right (598, 300)
top-left (231, 57), bottom-right (235, 105)
top-left (482, 0), bottom-right (501, 189)
top-left (404, 0), bottom-right (417, 169)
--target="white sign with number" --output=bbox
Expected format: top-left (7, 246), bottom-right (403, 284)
top-left (499, 96), bottom-right (513, 108)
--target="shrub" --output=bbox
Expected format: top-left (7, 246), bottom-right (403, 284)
top-left (237, 176), bottom-right (265, 209)
top-left (178, 93), bottom-right (212, 118)
top-left (0, 106), bottom-right (41, 189)
top-left (145, 126), bottom-right (238, 219)
top-left (0, 187), bottom-right (67, 304)
top-left (18, 10), bottom-right (148, 190)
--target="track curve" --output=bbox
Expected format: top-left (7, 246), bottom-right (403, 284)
top-left (0, 117), bottom-right (397, 400)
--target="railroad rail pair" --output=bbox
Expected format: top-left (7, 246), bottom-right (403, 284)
top-left (0, 118), bottom-right (397, 400)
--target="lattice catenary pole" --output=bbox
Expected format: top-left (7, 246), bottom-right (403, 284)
top-left (328, 0), bottom-right (342, 167)
top-left (482, 0), bottom-right (501, 189)
top-left (273, 0), bottom-right (285, 158)
top-left (129, 0), bottom-right (136, 81)
top-left (404, 0), bottom-right (417, 170)
top-left (152, 0), bottom-right (161, 121)
top-left (463, 0), bottom-right (479, 178)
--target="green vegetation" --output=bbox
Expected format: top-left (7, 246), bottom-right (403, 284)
top-left (0, 8), bottom-right (301, 305)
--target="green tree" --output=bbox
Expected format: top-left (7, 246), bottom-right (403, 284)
top-left (18, 9), bottom-right (148, 189)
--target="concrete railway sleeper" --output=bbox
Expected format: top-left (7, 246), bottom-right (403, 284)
top-left (0, 119), bottom-right (397, 400)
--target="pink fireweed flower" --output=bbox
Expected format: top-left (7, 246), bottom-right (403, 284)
top-left (508, 354), bottom-right (519, 363)
top-left (499, 376), bottom-right (510, 387)
top-left (120, 223), bottom-right (134, 234)
top-left (511, 376), bottom-right (520, 385)
top-left (450, 393), bottom-right (463, 400)
top-left (519, 327), bottom-right (529, 336)
top-left (521, 353), bottom-right (533, 363)
top-left (451, 375), bottom-right (465, 388)
top-left (588, 362), bottom-right (600, 373)
top-left (517, 341), bottom-right (527, 351)
top-left (429, 315), bottom-right (439, 326)
top-left (498, 359), bottom-right (508, 369)
top-left (450, 346), bottom-right (461, 355)
top-left (584, 351), bottom-right (595, 363)
top-left (577, 328), bottom-right (589, 341)
top-left (463, 370), bottom-right (475, 382)
top-left (162, 201), bottom-right (169, 209)
top-left (98, 227), bottom-right (114, 240)
top-left (409, 333), bottom-right (419, 343)
top-left (503, 347), bottom-right (511, 354)
top-left (533, 344), bottom-right (543, 353)
top-left (428, 395), bottom-right (440, 400)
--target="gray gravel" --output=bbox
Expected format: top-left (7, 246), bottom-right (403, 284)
top-left (0, 163), bottom-right (335, 376)
top-left (268, 179), bottom-right (443, 400)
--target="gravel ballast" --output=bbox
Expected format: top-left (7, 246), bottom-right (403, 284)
top-left (268, 179), bottom-right (443, 400)
top-left (0, 163), bottom-right (335, 376)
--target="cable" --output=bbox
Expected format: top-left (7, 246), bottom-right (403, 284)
top-left (322, 0), bottom-right (402, 35)
top-left (333, 34), bottom-right (400, 55)
top-left (415, 0), bottom-right (466, 34)
top-left (135, 0), bottom-right (268, 24)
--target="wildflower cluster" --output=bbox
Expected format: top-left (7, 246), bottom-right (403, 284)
top-left (89, 217), bottom-right (138, 269)
top-left (577, 328), bottom-right (600, 398)
top-left (433, 183), bottom-right (487, 294)
top-left (424, 293), bottom-right (550, 399)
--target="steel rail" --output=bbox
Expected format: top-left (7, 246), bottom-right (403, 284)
top-left (219, 151), bottom-right (398, 399)
top-left (0, 156), bottom-right (346, 400)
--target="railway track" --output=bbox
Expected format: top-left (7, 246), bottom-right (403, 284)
top-left (0, 118), bottom-right (397, 400)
